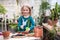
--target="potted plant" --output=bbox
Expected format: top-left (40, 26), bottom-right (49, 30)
top-left (39, 1), bottom-right (50, 25)
top-left (50, 2), bottom-right (58, 25)
top-left (0, 4), bottom-right (10, 39)
top-left (9, 23), bottom-right (18, 33)
top-left (47, 2), bottom-right (59, 40)
top-left (40, 1), bottom-right (50, 14)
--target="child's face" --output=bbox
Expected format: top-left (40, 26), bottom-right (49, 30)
top-left (21, 6), bottom-right (30, 16)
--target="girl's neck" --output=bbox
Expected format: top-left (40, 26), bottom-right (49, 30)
top-left (24, 15), bottom-right (30, 18)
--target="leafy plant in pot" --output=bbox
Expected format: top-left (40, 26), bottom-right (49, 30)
top-left (50, 2), bottom-right (58, 25)
top-left (47, 2), bottom-right (59, 40)
top-left (39, 1), bottom-right (50, 25)
top-left (9, 23), bottom-right (18, 33)
top-left (0, 4), bottom-right (10, 39)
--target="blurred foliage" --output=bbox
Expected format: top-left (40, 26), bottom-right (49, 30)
top-left (50, 2), bottom-right (59, 21)
top-left (58, 5), bottom-right (60, 13)
top-left (48, 29), bottom-right (56, 40)
top-left (39, 2), bottom-right (50, 25)
top-left (49, 2), bottom-right (59, 40)
top-left (40, 2), bottom-right (50, 13)
top-left (9, 23), bottom-right (18, 32)
top-left (50, 9), bottom-right (55, 21)
top-left (0, 4), bottom-right (7, 14)
top-left (9, 23), bottom-right (17, 29)
top-left (54, 2), bottom-right (58, 19)
top-left (40, 2), bottom-right (50, 10)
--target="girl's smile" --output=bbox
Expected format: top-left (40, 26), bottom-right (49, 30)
top-left (21, 6), bottom-right (30, 16)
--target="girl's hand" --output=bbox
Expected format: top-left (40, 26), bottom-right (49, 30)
top-left (25, 30), bottom-right (30, 33)
top-left (25, 28), bottom-right (30, 33)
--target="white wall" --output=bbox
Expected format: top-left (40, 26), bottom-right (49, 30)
top-left (0, 0), bottom-right (60, 19)
top-left (0, 0), bottom-right (41, 19)
top-left (0, 0), bottom-right (18, 19)
top-left (48, 0), bottom-right (60, 9)
top-left (19, 0), bottom-right (41, 18)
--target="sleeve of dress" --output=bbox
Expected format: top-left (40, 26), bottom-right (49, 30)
top-left (30, 17), bottom-right (35, 30)
top-left (17, 16), bottom-right (22, 27)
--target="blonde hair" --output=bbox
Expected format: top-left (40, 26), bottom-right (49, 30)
top-left (21, 6), bottom-right (31, 16)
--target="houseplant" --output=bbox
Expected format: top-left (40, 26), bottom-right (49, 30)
top-left (40, 1), bottom-right (50, 14)
top-left (47, 2), bottom-right (59, 40)
top-left (9, 23), bottom-right (18, 32)
top-left (35, 1), bottom-right (50, 39)
top-left (0, 4), bottom-right (10, 39)
top-left (51, 2), bottom-right (58, 23)
top-left (39, 1), bottom-right (50, 25)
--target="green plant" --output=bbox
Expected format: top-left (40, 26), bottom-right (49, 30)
top-left (40, 2), bottom-right (50, 13)
top-left (39, 2), bottom-right (50, 25)
top-left (58, 28), bottom-right (60, 32)
top-left (0, 4), bottom-right (7, 31)
top-left (9, 23), bottom-right (17, 29)
top-left (9, 23), bottom-right (18, 32)
top-left (54, 2), bottom-right (58, 19)
top-left (50, 9), bottom-right (55, 21)
top-left (50, 3), bottom-right (60, 19)
top-left (0, 4), bottom-right (7, 14)
top-left (50, 2), bottom-right (59, 21)
top-left (58, 5), bottom-right (60, 13)
top-left (41, 2), bottom-right (50, 10)
top-left (48, 29), bottom-right (56, 40)
top-left (49, 2), bottom-right (59, 40)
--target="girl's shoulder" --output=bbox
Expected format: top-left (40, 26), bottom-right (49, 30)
top-left (29, 16), bottom-right (33, 19)
top-left (18, 16), bottom-right (23, 19)
top-left (29, 16), bottom-right (34, 20)
top-left (18, 16), bottom-right (33, 20)
top-left (18, 16), bottom-right (23, 20)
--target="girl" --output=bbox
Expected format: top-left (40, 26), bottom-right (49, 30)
top-left (18, 5), bottom-right (35, 32)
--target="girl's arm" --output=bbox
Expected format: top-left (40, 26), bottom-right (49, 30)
top-left (18, 16), bottom-right (22, 27)
top-left (30, 17), bottom-right (35, 30)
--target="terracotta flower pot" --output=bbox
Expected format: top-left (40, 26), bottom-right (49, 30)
top-left (34, 25), bottom-right (43, 38)
top-left (2, 31), bottom-right (10, 39)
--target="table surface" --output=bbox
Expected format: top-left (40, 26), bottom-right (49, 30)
top-left (0, 33), bottom-right (41, 40)
top-left (0, 35), bottom-right (41, 40)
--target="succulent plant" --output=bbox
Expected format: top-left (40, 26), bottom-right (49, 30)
top-left (51, 2), bottom-right (59, 21)
top-left (54, 2), bottom-right (58, 19)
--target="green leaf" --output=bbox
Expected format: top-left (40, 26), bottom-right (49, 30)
top-left (40, 2), bottom-right (50, 10)
top-left (0, 4), bottom-right (7, 14)
top-left (26, 27), bottom-right (30, 31)
top-left (9, 23), bottom-right (17, 29)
